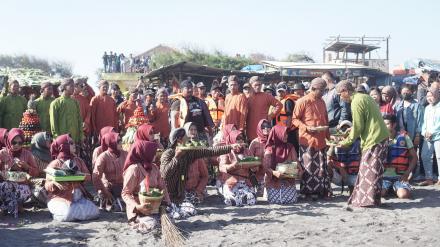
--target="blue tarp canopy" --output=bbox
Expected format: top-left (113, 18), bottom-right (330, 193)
top-left (403, 59), bottom-right (440, 72)
top-left (241, 64), bottom-right (265, 73)
top-left (402, 75), bottom-right (419, 85)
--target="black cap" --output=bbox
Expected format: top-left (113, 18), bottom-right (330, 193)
top-left (196, 82), bottom-right (206, 88)
top-left (180, 79), bottom-right (192, 89)
top-left (292, 83), bottom-right (305, 91)
top-left (211, 83), bottom-right (222, 91)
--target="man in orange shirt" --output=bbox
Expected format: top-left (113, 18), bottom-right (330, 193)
top-left (117, 88), bottom-right (138, 129)
top-left (150, 88), bottom-right (171, 145)
top-left (72, 78), bottom-right (91, 135)
top-left (222, 75), bottom-right (248, 132)
top-left (90, 80), bottom-right (118, 140)
top-left (246, 76), bottom-right (282, 141)
top-left (292, 77), bottom-right (331, 199)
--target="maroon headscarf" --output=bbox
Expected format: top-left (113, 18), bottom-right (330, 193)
top-left (123, 141), bottom-right (158, 171)
top-left (225, 130), bottom-right (245, 154)
top-left (225, 130), bottom-right (242, 145)
top-left (265, 125), bottom-right (292, 165)
top-left (6, 128), bottom-right (25, 158)
top-left (256, 119), bottom-right (270, 143)
top-left (99, 126), bottom-right (116, 150)
top-left (50, 134), bottom-right (73, 160)
top-left (0, 128), bottom-right (8, 149)
top-left (102, 132), bottom-right (120, 157)
top-left (135, 124), bottom-right (154, 142)
top-left (221, 124), bottom-right (236, 143)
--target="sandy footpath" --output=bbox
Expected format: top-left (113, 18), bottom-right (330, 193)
top-left (1, 185), bottom-right (440, 247)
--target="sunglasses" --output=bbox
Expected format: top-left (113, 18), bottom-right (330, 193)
top-left (11, 141), bottom-right (23, 145)
top-left (261, 124), bottom-right (271, 129)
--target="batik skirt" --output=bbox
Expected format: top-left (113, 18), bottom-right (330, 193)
top-left (0, 181), bottom-right (32, 218)
top-left (221, 181), bottom-right (256, 207)
top-left (267, 182), bottom-right (299, 204)
top-left (299, 145), bottom-right (332, 196)
top-left (348, 140), bottom-right (387, 207)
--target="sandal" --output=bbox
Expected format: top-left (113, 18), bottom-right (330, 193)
top-left (418, 180), bottom-right (434, 186)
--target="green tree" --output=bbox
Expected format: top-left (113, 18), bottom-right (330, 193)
top-left (0, 54), bottom-right (72, 77)
top-left (149, 48), bottom-right (253, 70)
top-left (283, 52), bottom-right (315, 63)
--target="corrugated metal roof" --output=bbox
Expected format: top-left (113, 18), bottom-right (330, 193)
top-left (261, 61), bottom-right (371, 70)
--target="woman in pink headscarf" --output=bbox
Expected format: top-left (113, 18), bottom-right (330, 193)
top-left (213, 124), bottom-right (237, 146)
top-left (121, 140), bottom-right (170, 233)
top-left (0, 128), bottom-right (38, 217)
top-left (92, 126), bottom-right (117, 166)
top-left (135, 123), bottom-right (164, 148)
top-left (45, 134), bottom-right (99, 222)
top-left (263, 125), bottom-right (301, 204)
top-left (248, 119), bottom-right (271, 195)
top-left (218, 130), bottom-right (258, 206)
top-left (93, 132), bottom-right (128, 211)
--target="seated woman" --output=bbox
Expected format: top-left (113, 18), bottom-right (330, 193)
top-left (93, 132), bottom-right (128, 211)
top-left (121, 141), bottom-right (170, 233)
top-left (45, 134), bottom-right (99, 222)
top-left (249, 119), bottom-right (271, 196)
top-left (134, 124), bottom-right (164, 165)
top-left (213, 124), bottom-right (236, 146)
top-left (264, 125), bottom-right (301, 204)
top-left (219, 130), bottom-right (258, 207)
top-left (92, 126), bottom-right (116, 167)
top-left (182, 122), bottom-right (209, 207)
top-left (160, 128), bottom-right (241, 218)
top-left (31, 132), bottom-right (52, 176)
top-left (30, 132), bottom-right (53, 206)
top-left (0, 129), bottom-right (39, 217)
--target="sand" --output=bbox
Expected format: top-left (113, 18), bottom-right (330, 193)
top-left (1, 185), bottom-right (440, 247)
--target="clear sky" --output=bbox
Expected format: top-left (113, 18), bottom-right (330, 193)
top-left (1, 0), bottom-right (439, 83)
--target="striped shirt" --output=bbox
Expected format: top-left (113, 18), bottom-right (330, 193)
top-left (160, 145), bottom-right (232, 204)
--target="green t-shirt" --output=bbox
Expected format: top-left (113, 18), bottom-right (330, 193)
top-left (0, 94), bottom-right (27, 129)
top-left (35, 96), bottom-right (55, 132)
top-left (340, 93), bottom-right (389, 151)
top-left (49, 96), bottom-right (83, 143)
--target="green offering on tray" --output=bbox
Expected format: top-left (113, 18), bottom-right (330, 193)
top-left (45, 167), bottom-right (86, 182)
top-left (139, 188), bottom-right (163, 198)
top-left (276, 162), bottom-right (298, 177)
top-left (178, 140), bottom-right (208, 149)
top-left (6, 171), bottom-right (29, 182)
top-left (238, 157), bottom-right (261, 162)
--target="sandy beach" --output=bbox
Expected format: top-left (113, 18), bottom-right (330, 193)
top-left (1, 185), bottom-right (440, 247)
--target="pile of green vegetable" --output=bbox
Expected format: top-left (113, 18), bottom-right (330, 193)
top-left (178, 140), bottom-right (208, 148)
top-left (238, 157), bottom-right (261, 162)
top-left (6, 171), bottom-right (29, 182)
top-left (139, 188), bottom-right (163, 197)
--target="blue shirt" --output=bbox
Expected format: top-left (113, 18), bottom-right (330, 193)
top-left (394, 99), bottom-right (424, 140)
top-left (421, 102), bottom-right (440, 141)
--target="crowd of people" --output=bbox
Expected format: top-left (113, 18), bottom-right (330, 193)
top-left (0, 71), bottom-right (439, 234)
top-left (102, 52), bottom-right (151, 73)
